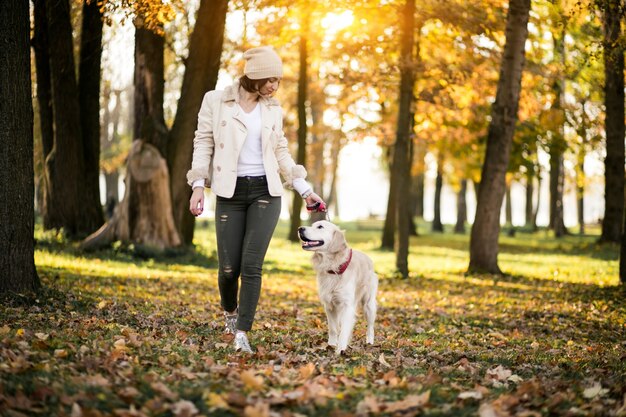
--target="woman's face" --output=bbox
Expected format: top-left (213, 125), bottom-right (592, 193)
top-left (258, 77), bottom-right (281, 97)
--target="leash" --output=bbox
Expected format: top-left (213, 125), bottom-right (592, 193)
top-left (306, 201), bottom-right (331, 221)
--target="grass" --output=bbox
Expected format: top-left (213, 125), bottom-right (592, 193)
top-left (1, 219), bottom-right (625, 416)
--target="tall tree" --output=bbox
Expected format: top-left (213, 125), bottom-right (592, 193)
top-left (38, 0), bottom-right (105, 237)
top-left (288, 11), bottom-right (311, 242)
top-left (468, 0), bottom-right (531, 274)
top-left (0, 0), bottom-right (40, 292)
top-left (79, 0), bottom-right (106, 230)
top-left (455, 179), bottom-right (468, 233)
top-left (431, 153), bottom-right (444, 232)
top-left (32, 0), bottom-right (54, 229)
top-left (393, 0), bottom-right (416, 278)
top-left (44, 0), bottom-right (89, 236)
top-left (167, 0), bottom-right (228, 245)
top-left (599, 0), bottom-right (625, 243)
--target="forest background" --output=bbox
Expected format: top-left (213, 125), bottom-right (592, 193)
top-left (1, 0), bottom-right (626, 415)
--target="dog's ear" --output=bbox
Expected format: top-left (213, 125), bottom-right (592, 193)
top-left (327, 229), bottom-right (348, 253)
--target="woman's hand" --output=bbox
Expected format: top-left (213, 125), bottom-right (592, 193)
top-left (304, 192), bottom-right (326, 212)
top-left (189, 187), bottom-right (205, 216)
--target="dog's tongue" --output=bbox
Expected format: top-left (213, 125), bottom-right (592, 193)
top-left (302, 240), bottom-right (320, 248)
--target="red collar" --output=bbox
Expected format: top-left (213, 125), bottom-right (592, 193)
top-left (327, 249), bottom-right (353, 275)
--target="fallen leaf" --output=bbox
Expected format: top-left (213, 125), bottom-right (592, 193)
top-left (241, 370), bottom-right (264, 391)
top-left (379, 353), bottom-right (391, 368)
top-left (384, 391), bottom-right (430, 412)
top-left (171, 400), bottom-right (198, 417)
top-left (71, 403), bottom-right (83, 417)
top-left (298, 363), bottom-right (316, 380)
top-left (583, 382), bottom-right (609, 399)
top-left (243, 402), bottom-right (269, 417)
top-left (458, 391), bottom-right (483, 400)
top-left (356, 395), bottom-right (380, 414)
top-left (54, 349), bottom-right (68, 358)
top-left (478, 403), bottom-right (498, 417)
top-left (205, 392), bottom-right (229, 410)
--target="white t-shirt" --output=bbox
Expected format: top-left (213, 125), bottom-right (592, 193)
top-left (237, 102), bottom-right (265, 177)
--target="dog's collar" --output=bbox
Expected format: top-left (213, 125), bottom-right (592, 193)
top-left (327, 249), bottom-right (353, 275)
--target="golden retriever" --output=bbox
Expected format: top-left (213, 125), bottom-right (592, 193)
top-left (298, 220), bottom-right (378, 354)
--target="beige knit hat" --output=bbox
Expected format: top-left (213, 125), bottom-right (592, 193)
top-left (243, 46), bottom-right (283, 80)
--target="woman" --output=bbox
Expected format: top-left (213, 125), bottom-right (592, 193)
top-left (187, 46), bottom-right (324, 353)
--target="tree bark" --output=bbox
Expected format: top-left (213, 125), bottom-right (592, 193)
top-left (524, 167), bottom-right (534, 228)
top-left (393, 0), bottom-right (416, 278)
top-left (468, 0), bottom-right (530, 274)
top-left (505, 182), bottom-right (513, 225)
top-left (78, 0), bottom-right (105, 231)
top-left (32, 0), bottom-right (54, 230)
top-left (289, 18), bottom-right (309, 242)
top-left (0, 0), bottom-right (40, 293)
top-left (381, 147), bottom-right (396, 250)
top-left (455, 179), bottom-right (467, 234)
top-left (549, 148), bottom-right (566, 237)
top-left (167, 0), bottom-right (228, 245)
top-left (576, 147), bottom-right (585, 235)
top-left (44, 0), bottom-right (89, 237)
top-left (600, 0), bottom-right (625, 243)
top-left (432, 154), bottom-right (444, 233)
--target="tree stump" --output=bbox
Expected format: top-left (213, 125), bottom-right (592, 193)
top-left (81, 140), bottom-right (181, 251)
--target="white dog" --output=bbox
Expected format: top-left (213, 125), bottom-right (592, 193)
top-left (298, 221), bottom-right (378, 354)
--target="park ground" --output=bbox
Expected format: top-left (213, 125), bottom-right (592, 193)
top-left (1, 220), bottom-right (625, 416)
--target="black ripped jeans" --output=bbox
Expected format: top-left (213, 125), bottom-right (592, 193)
top-left (215, 176), bottom-right (281, 331)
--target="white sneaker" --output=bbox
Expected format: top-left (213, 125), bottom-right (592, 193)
top-left (224, 310), bottom-right (237, 334)
top-left (234, 332), bottom-right (253, 353)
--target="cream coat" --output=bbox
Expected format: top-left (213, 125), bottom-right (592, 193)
top-left (186, 81), bottom-right (306, 198)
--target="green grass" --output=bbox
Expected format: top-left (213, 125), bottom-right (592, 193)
top-left (1, 220), bottom-right (625, 416)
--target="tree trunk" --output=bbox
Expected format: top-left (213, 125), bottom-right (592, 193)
top-left (532, 165), bottom-right (541, 230)
top-left (412, 140), bottom-right (426, 219)
top-left (468, 0), bottom-right (530, 274)
top-left (505, 182), bottom-right (513, 225)
top-left (44, 0), bottom-right (89, 237)
top-left (577, 148), bottom-right (585, 235)
top-left (524, 167), bottom-right (534, 228)
top-left (0, 0), bottom-right (40, 293)
top-left (381, 147), bottom-right (396, 250)
top-left (620, 203), bottom-right (626, 284)
top-left (393, 0), bottom-right (416, 278)
top-left (432, 154), bottom-right (444, 233)
top-left (32, 0), bottom-right (54, 230)
top-left (288, 19), bottom-right (309, 242)
top-left (455, 179), bottom-right (467, 234)
top-left (167, 0), bottom-right (228, 245)
top-left (549, 148), bottom-right (566, 237)
top-left (83, 22), bottom-right (180, 250)
top-left (600, 0), bottom-right (625, 243)
top-left (78, 0), bottom-right (105, 231)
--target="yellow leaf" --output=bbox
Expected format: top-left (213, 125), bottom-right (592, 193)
top-left (240, 370), bottom-right (264, 391)
top-left (353, 365), bottom-right (367, 377)
top-left (298, 363), bottom-right (316, 380)
top-left (205, 392), bottom-right (229, 410)
top-left (243, 402), bottom-right (269, 417)
top-left (54, 349), bottom-right (68, 358)
top-left (16, 328), bottom-right (25, 337)
top-left (97, 300), bottom-right (108, 309)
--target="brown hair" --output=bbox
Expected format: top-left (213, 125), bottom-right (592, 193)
top-left (239, 75), bottom-right (269, 93)
top-left (239, 75), bottom-right (275, 93)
